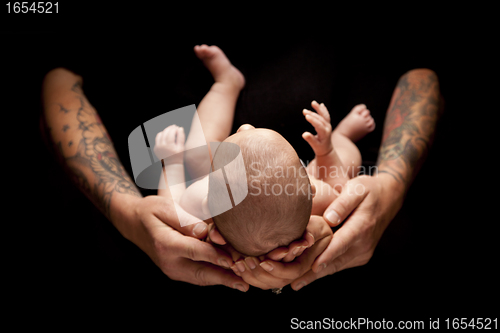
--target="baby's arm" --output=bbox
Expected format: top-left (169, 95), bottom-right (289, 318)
top-left (302, 101), bottom-right (348, 188)
top-left (154, 125), bottom-right (186, 203)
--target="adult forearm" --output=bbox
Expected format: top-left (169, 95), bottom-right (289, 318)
top-left (41, 68), bottom-right (142, 238)
top-left (376, 68), bottom-right (443, 194)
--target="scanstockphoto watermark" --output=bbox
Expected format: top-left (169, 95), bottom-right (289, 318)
top-left (247, 161), bottom-right (379, 198)
top-left (290, 317), bottom-right (426, 330)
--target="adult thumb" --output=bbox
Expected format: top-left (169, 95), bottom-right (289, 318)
top-left (323, 177), bottom-right (370, 227)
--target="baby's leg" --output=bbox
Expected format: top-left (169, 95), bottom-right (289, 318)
top-left (331, 104), bottom-right (376, 177)
top-left (185, 45), bottom-right (245, 179)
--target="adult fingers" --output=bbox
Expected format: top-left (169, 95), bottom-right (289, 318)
top-left (323, 177), bottom-right (370, 227)
top-left (311, 215), bottom-right (362, 273)
top-left (169, 230), bottom-right (234, 269)
top-left (207, 223), bottom-right (226, 245)
top-left (232, 257), bottom-right (290, 290)
top-left (291, 247), bottom-right (357, 291)
top-left (266, 246), bottom-right (291, 261)
top-left (175, 259), bottom-right (249, 292)
top-left (265, 215), bottom-right (322, 263)
top-left (258, 231), bottom-right (331, 281)
top-left (150, 196), bottom-right (209, 239)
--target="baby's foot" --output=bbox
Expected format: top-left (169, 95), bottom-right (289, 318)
top-left (334, 104), bottom-right (375, 142)
top-left (194, 44), bottom-right (245, 91)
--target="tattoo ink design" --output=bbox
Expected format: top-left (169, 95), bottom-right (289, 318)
top-left (376, 70), bottom-right (441, 188)
top-left (58, 104), bottom-right (70, 114)
top-left (47, 81), bottom-right (141, 219)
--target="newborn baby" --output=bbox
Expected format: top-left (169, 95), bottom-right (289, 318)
top-left (154, 44), bottom-right (375, 257)
top-left (207, 126), bottom-right (313, 256)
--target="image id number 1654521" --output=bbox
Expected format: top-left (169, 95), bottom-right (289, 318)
top-left (6, 2), bottom-right (58, 13)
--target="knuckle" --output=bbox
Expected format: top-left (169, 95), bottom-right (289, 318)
top-left (194, 266), bottom-right (209, 286)
top-left (153, 237), bottom-right (166, 255)
top-left (329, 260), bottom-right (342, 275)
top-left (185, 243), bottom-right (197, 261)
top-left (334, 197), bottom-right (350, 215)
top-left (338, 237), bottom-right (349, 257)
top-left (360, 240), bottom-right (373, 254)
top-left (360, 253), bottom-right (372, 266)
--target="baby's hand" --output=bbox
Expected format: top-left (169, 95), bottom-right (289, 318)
top-left (154, 125), bottom-right (185, 164)
top-left (302, 101), bottom-right (333, 157)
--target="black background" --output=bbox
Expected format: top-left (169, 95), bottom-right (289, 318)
top-left (2, 4), bottom-right (496, 329)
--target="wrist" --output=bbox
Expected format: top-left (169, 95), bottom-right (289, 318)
top-left (377, 172), bottom-right (406, 217)
top-left (314, 144), bottom-right (333, 158)
top-left (108, 193), bottom-right (143, 242)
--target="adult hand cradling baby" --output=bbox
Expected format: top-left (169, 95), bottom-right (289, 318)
top-left (42, 43), bottom-right (442, 293)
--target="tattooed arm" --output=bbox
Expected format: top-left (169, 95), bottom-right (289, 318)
top-left (376, 68), bottom-right (442, 192)
top-left (41, 68), bottom-right (246, 291)
top-left (41, 68), bottom-right (143, 239)
top-left (264, 69), bottom-right (443, 290)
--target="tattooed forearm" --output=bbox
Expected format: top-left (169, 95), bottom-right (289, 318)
top-left (376, 69), bottom-right (442, 189)
top-left (43, 71), bottom-right (141, 219)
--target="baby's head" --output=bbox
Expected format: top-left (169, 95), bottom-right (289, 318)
top-left (207, 125), bottom-right (313, 256)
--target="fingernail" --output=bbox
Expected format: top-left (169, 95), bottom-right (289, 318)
top-left (235, 260), bottom-right (246, 273)
top-left (219, 258), bottom-right (230, 269)
top-left (259, 261), bottom-right (274, 272)
top-left (293, 246), bottom-right (305, 256)
top-left (245, 257), bottom-right (257, 270)
top-left (192, 223), bottom-right (207, 236)
top-left (277, 251), bottom-right (288, 260)
top-left (230, 265), bottom-right (241, 276)
top-left (316, 263), bottom-right (327, 273)
top-left (233, 283), bottom-right (246, 292)
top-left (307, 232), bottom-right (315, 248)
top-left (325, 210), bottom-right (341, 225)
top-left (295, 281), bottom-right (307, 291)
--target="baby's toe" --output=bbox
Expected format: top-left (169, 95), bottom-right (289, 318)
top-left (194, 44), bottom-right (213, 59)
top-left (352, 104), bottom-right (367, 114)
top-left (366, 118), bottom-right (376, 131)
top-left (360, 109), bottom-right (370, 118)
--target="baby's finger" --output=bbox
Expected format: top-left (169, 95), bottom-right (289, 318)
top-left (304, 110), bottom-right (328, 128)
top-left (304, 114), bottom-right (330, 139)
top-left (176, 126), bottom-right (185, 145)
top-left (311, 101), bottom-right (331, 122)
top-left (302, 131), bottom-right (319, 146)
top-left (155, 129), bottom-right (165, 148)
top-left (166, 125), bottom-right (177, 144)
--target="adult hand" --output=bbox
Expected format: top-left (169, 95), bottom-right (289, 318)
top-left (291, 174), bottom-right (405, 290)
top-left (123, 195), bottom-right (249, 292)
top-left (219, 215), bottom-right (332, 290)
